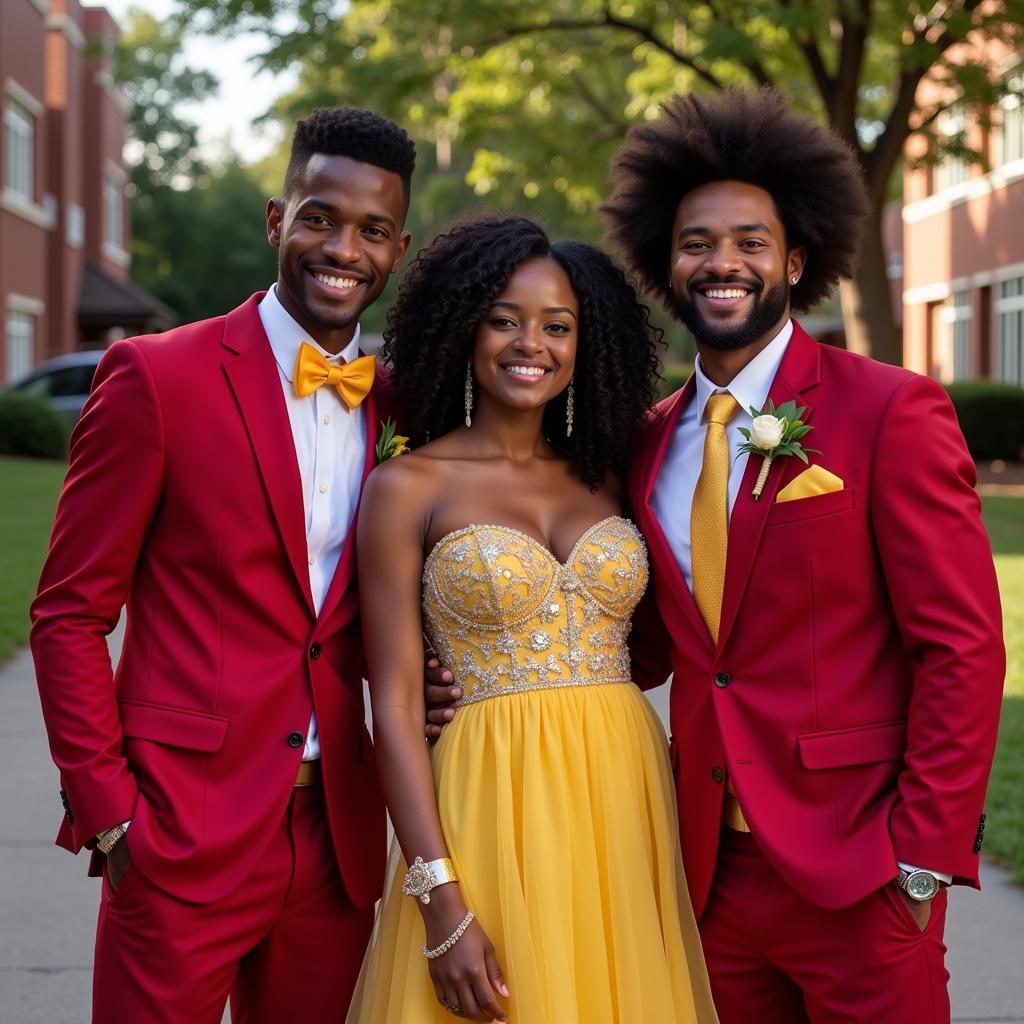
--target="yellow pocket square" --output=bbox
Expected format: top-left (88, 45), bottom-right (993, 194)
top-left (776, 464), bottom-right (844, 503)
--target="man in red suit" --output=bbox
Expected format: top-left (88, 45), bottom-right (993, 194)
top-left (31, 107), bottom-right (414, 1023)
top-left (602, 89), bottom-right (1005, 1023)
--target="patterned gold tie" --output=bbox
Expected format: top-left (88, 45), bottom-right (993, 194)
top-left (691, 392), bottom-right (741, 644)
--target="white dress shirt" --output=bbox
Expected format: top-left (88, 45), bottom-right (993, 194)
top-left (259, 285), bottom-right (368, 760)
top-left (650, 320), bottom-right (792, 589)
top-left (649, 317), bottom-right (951, 885)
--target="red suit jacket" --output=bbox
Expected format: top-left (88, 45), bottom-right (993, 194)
top-left (629, 322), bottom-right (1004, 918)
top-left (31, 293), bottom-right (389, 906)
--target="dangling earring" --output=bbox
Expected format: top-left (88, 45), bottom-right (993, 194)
top-left (464, 362), bottom-right (473, 428)
top-left (565, 379), bottom-right (575, 438)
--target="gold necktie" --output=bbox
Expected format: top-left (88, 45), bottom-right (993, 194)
top-left (691, 391), bottom-right (751, 831)
top-left (691, 392), bottom-right (740, 644)
top-left (293, 342), bottom-right (376, 409)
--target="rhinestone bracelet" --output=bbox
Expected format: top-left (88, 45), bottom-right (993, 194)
top-left (423, 910), bottom-right (474, 960)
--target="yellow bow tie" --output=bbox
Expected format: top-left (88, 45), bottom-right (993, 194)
top-left (293, 342), bottom-right (375, 409)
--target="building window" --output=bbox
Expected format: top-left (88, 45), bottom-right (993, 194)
top-left (4, 99), bottom-right (34, 201)
top-left (951, 290), bottom-right (972, 381)
top-left (5, 310), bottom-right (34, 383)
top-left (996, 277), bottom-right (1024, 387)
top-left (933, 106), bottom-right (969, 194)
top-left (999, 72), bottom-right (1024, 166)
top-left (104, 175), bottom-right (122, 249)
top-left (66, 202), bottom-right (85, 248)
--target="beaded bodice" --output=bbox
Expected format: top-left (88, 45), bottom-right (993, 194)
top-left (422, 516), bottom-right (648, 706)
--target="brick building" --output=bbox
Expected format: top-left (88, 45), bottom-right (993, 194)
top-left (902, 40), bottom-right (1024, 385)
top-left (0, 0), bottom-right (171, 384)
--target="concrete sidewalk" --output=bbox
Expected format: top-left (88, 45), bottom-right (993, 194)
top-left (2, 640), bottom-right (1022, 1023)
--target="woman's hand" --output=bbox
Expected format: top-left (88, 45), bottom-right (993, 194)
top-left (423, 891), bottom-right (509, 1021)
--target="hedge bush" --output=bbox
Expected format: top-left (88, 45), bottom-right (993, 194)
top-left (945, 381), bottom-right (1024, 462)
top-left (0, 392), bottom-right (69, 460)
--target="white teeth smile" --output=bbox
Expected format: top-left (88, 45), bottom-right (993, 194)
top-left (315, 273), bottom-right (360, 290)
top-left (704, 288), bottom-right (749, 299)
top-left (504, 365), bottom-right (547, 377)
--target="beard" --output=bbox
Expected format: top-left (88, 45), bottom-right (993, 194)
top-left (670, 276), bottom-right (790, 352)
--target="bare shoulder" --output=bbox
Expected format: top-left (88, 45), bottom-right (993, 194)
top-left (363, 450), bottom-right (436, 508)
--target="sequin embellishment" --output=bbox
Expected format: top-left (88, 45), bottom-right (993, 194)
top-left (422, 517), bottom-right (647, 707)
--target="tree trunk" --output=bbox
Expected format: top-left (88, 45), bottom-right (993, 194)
top-left (838, 211), bottom-right (902, 364)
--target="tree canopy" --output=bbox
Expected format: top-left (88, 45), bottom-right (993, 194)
top-left (172, 0), bottom-right (1024, 359)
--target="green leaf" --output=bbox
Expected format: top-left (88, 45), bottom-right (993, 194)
top-left (793, 447), bottom-right (810, 464)
top-left (774, 400), bottom-right (799, 422)
top-left (738, 427), bottom-right (751, 440)
top-left (789, 424), bottom-right (813, 440)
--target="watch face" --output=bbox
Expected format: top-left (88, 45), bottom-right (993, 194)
top-left (907, 871), bottom-right (939, 900)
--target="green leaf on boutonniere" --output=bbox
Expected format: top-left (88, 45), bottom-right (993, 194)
top-left (736, 400), bottom-right (821, 498)
top-left (375, 418), bottom-right (410, 463)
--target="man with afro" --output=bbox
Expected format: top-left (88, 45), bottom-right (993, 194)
top-left (606, 88), bottom-right (1004, 1024)
top-left (32, 107), bottom-right (415, 1022)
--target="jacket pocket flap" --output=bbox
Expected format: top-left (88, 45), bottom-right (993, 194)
top-left (798, 720), bottom-right (906, 770)
top-left (766, 484), bottom-right (855, 527)
top-left (119, 699), bottom-right (229, 752)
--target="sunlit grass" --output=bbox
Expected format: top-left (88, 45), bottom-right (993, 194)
top-left (982, 496), bottom-right (1024, 880)
top-left (0, 457), bottom-right (64, 662)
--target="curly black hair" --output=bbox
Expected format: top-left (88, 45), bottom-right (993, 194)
top-left (284, 106), bottom-right (416, 204)
top-left (382, 213), bottom-right (662, 488)
top-left (601, 87), bottom-right (869, 313)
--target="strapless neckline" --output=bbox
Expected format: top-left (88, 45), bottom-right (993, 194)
top-left (424, 514), bottom-right (636, 573)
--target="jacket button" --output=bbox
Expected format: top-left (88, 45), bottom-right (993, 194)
top-left (711, 767), bottom-right (724, 784)
top-left (309, 642), bottom-right (321, 660)
top-left (287, 732), bottom-right (304, 748)
top-left (714, 672), bottom-right (731, 688)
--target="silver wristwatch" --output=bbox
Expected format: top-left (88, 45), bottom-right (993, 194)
top-left (895, 868), bottom-right (940, 902)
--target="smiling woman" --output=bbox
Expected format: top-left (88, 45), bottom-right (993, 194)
top-left (381, 213), bottom-right (662, 488)
top-left (344, 213), bottom-right (720, 1024)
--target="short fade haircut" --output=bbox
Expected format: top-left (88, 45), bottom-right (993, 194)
top-left (284, 106), bottom-right (416, 205)
top-left (602, 88), bottom-right (869, 313)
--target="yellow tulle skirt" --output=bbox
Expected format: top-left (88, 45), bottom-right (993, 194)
top-left (346, 682), bottom-right (718, 1023)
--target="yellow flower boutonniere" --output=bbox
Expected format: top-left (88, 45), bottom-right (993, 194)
top-left (375, 418), bottom-right (409, 463)
top-left (737, 399), bottom-right (821, 500)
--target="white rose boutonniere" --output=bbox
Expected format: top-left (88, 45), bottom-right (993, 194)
top-left (738, 399), bottom-right (820, 500)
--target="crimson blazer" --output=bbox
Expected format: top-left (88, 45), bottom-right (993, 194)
top-left (31, 293), bottom-right (391, 906)
top-left (629, 322), bottom-right (1004, 918)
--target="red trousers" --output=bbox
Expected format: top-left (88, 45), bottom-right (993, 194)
top-left (92, 785), bottom-right (374, 1024)
top-left (699, 830), bottom-right (950, 1024)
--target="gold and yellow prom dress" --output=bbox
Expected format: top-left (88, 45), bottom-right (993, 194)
top-left (347, 517), bottom-right (718, 1023)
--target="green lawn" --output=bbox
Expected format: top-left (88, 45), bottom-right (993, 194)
top-left (0, 457), bottom-right (65, 662)
top-left (980, 495), bottom-right (1024, 881)
top-left (1, 458), bottom-right (1022, 876)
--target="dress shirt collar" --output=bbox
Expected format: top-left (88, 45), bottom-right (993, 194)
top-left (259, 284), bottom-right (362, 383)
top-left (693, 318), bottom-right (794, 421)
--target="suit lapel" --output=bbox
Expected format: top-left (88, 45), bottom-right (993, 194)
top-left (634, 378), bottom-right (714, 648)
top-left (316, 361), bottom-right (382, 627)
top-left (221, 295), bottom-right (316, 617)
top-left (716, 324), bottom-right (822, 651)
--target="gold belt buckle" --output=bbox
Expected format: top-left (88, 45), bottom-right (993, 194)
top-left (294, 759), bottom-right (322, 787)
top-left (722, 791), bottom-right (751, 832)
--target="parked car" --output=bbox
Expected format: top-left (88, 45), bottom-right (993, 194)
top-left (5, 349), bottom-right (104, 426)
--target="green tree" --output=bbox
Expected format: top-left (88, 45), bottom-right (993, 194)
top-left (174, 0), bottom-right (1024, 363)
top-left (109, 8), bottom-right (276, 323)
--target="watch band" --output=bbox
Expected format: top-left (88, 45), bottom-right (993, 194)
top-left (96, 821), bottom-right (129, 855)
top-left (401, 856), bottom-right (458, 904)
